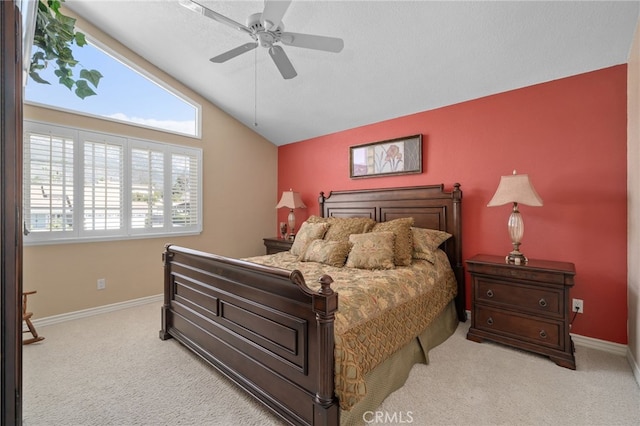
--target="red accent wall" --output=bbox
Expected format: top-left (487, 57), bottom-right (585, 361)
top-left (278, 65), bottom-right (628, 344)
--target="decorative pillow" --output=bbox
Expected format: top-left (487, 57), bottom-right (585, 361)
top-left (298, 239), bottom-right (352, 267)
top-left (345, 232), bottom-right (395, 270)
top-left (307, 215), bottom-right (376, 243)
top-left (290, 221), bottom-right (330, 256)
top-left (412, 227), bottom-right (452, 264)
top-left (371, 217), bottom-right (414, 266)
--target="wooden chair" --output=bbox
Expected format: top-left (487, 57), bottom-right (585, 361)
top-left (23, 291), bottom-right (44, 345)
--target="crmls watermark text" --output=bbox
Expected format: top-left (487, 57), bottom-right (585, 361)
top-left (362, 411), bottom-right (414, 424)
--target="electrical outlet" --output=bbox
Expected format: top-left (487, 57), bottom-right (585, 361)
top-left (572, 298), bottom-right (583, 314)
top-left (97, 278), bottom-right (106, 290)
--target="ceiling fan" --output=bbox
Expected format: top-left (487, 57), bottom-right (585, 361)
top-left (179, 0), bottom-right (344, 79)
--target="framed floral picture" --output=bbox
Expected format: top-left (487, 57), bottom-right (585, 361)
top-left (349, 134), bottom-right (422, 178)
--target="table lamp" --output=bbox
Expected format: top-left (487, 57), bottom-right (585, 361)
top-left (487, 170), bottom-right (543, 264)
top-left (276, 189), bottom-right (306, 239)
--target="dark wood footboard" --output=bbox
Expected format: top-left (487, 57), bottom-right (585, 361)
top-left (160, 244), bottom-right (339, 426)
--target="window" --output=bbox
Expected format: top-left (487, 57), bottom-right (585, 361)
top-left (83, 133), bottom-right (125, 234)
top-left (23, 121), bottom-right (202, 244)
top-left (24, 37), bottom-right (201, 138)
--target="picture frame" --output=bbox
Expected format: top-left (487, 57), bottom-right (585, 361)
top-left (350, 134), bottom-right (422, 178)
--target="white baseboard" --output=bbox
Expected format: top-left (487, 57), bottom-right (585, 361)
top-left (570, 333), bottom-right (628, 356)
top-left (627, 348), bottom-right (640, 387)
top-left (33, 294), bottom-right (163, 328)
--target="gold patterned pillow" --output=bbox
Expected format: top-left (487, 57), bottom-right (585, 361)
top-left (306, 215), bottom-right (376, 243)
top-left (412, 227), bottom-right (452, 264)
top-left (345, 232), bottom-right (395, 270)
top-left (298, 239), bottom-right (352, 267)
top-left (290, 221), bottom-right (330, 256)
top-left (371, 217), bottom-right (414, 266)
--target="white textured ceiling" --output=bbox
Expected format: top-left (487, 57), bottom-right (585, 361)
top-left (65, 0), bottom-right (640, 146)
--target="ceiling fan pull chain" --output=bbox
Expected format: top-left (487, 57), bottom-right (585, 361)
top-left (254, 47), bottom-right (258, 127)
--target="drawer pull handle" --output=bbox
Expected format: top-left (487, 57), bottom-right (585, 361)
top-left (539, 330), bottom-right (547, 339)
top-left (539, 298), bottom-right (547, 307)
top-left (487, 317), bottom-right (494, 326)
top-left (486, 289), bottom-right (494, 298)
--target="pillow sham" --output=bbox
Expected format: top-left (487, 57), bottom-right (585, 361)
top-left (345, 232), bottom-right (395, 270)
top-left (306, 215), bottom-right (376, 243)
top-left (412, 227), bottom-right (452, 264)
top-left (289, 221), bottom-right (330, 256)
top-left (298, 239), bottom-right (352, 267)
top-left (371, 217), bottom-right (414, 266)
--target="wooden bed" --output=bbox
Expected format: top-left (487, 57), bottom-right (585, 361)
top-left (160, 184), bottom-right (465, 425)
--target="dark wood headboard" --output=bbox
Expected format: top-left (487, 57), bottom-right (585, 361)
top-left (318, 184), bottom-right (465, 321)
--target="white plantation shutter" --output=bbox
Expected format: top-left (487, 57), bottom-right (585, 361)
top-left (82, 133), bottom-right (125, 233)
top-left (171, 152), bottom-right (199, 229)
top-left (23, 126), bottom-right (75, 238)
top-left (130, 146), bottom-right (165, 230)
top-left (23, 121), bottom-right (202, 245)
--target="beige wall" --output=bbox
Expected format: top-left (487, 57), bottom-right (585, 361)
top-left (23, 11), bottom-right (278, 318)
top-left (628, 17), bottom-right (640, 380)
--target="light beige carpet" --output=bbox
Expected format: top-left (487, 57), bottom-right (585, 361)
top-left (23, 302), bottom-right (640, 426)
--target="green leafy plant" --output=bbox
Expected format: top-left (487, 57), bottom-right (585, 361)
top-left (29, 0), bottom-right (102, 99)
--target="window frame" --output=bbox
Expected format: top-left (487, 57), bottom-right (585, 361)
top-left (24, 33), bottom-right (203, 139)
top-left (23, 120), bottom-right (203, 246)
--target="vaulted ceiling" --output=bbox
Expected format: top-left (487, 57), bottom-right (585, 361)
top-left (65, 1), bottom-right (640, 146)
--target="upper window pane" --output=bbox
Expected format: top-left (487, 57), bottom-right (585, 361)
top-left (25, 39), bottom-right (200, 137)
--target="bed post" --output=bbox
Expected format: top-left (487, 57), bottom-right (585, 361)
top-left (159, 243), bottom-right (173, 340)
top-left (451, 183), bottom-right (466, 322)
top-left (318, 191), bottom-right (326, 217)
top-left (312, 274), bottom-right (339, 425)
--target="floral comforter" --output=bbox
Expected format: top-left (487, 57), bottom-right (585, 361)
top-left (244, 249), bottom-right (457, 410)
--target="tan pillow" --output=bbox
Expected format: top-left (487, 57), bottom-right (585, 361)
top-left (371, 217), bottom-right (414, 266)
top-left (345, 232), bottom-right (395, 270)
top-left (412, 227), bottom-right (453, 264)
top-left (290, 221), bottom-right (329, 256)
top-left (307, 215), bottom-right (376, 243)
top-left (298, 239), bottom-right (352, 267)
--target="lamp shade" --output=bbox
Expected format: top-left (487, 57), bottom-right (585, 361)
top-left (276, 190), bottom-right (307, 209)
top-left (487, 172), bottom-right (543, 207)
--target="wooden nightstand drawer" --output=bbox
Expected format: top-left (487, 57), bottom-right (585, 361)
top-left (468, 262), bottom-right (568, 286)
top-left (475, 278), bottom-right (562, 318)
top-left (474, 305), bottom-right (562, 350)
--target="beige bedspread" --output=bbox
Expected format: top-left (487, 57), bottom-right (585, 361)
top-left (244, 249), bottom-right (457, 410)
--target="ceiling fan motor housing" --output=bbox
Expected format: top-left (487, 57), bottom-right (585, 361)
top-left (247, 12), bottom-right (283, 48)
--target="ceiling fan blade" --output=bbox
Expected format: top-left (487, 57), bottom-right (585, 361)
top-left (179, 0), bottom-right (251, 35)
top-left (210, 42), bottom-right (258, 63)
top-left (280, 32), bottom-right (344, 53)
top-left (268, 46), bottom-right (297, 80)
top-left (261, 0), bottom-right (292, 30)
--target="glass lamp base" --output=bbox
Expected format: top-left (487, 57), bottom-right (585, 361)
top-left (287, 209), bottom-right (296, 241)
top-left (505, 251), bottom-right (527, 265)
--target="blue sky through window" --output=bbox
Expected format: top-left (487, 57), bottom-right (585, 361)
top-left (25, 40), bottom-right (199, 137)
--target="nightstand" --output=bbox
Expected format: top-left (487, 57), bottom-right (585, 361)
top-left (263, 237), bottom-right (293, 254)
top-left (466, 254), bottom-right (576, 369)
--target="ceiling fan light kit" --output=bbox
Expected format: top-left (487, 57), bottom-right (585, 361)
top-left (180, 0), bottom-right (344, 80)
